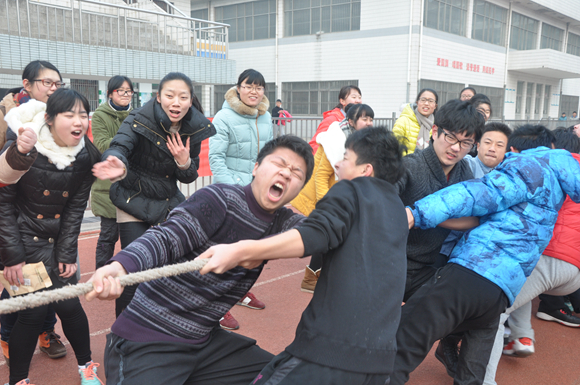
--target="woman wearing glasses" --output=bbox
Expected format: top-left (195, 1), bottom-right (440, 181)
top-left (90, 76), bottom-right (134, 270)
top-left (208, 68), bottom-right (271, 330)
top-left (393, 88), bottom-right (439, 155)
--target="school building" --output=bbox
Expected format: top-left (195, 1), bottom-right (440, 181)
top-left (186, 0), bottom-right (580, 120)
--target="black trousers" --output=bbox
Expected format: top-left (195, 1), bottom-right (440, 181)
top-left (539, 288), bottom-right (580, 314)
top-left (9, 274), bottom-right (91, 385)
top-left (95, 216), bottom-right (120, 269)
top-left (403, 265), bottom-right (437, 303)
top-left (391, 264), bottom-right (508, 385)
top-left (253, 351), bottom-right (390, 385)
top-left (104, 328), bottom-right (273, 385)
top-left (115, 221), bottom-right (151, 318)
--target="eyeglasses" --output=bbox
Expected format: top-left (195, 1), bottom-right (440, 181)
top-left (418, 97), bottom-right (436, 105)
top-left (114, 89), bottom-right (134, 96)
top-left (240, 85), bottom-right (265, 93)
top-left (442, 130), bottom-right (474, 150)
top-left (32, 79), bottom-right (65, 88)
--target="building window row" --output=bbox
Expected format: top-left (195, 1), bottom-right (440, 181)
top-left (282, 80), bottom-right (358, 115)
top-left (284, 0), bottom-right (361, 37)
top-left (214, 0), bottom-right (277, 42)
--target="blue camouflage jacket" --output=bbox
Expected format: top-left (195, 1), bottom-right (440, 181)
top-left (410, 147), bottom-right (580, 305)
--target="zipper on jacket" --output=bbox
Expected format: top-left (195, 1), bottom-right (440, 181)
top-left (256, 117), bottom-right (260, 153)
top-left (126, 180), bottom-right (142, 203)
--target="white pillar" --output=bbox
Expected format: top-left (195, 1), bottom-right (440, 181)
top-left (98, 80), bottom-right (107, 105)
top-left (139, 83), bottom-right (153, 105)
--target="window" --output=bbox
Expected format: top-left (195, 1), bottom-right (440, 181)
top-left (560, 95), bottom-right (580, 118)
top-left (515, 81), bottom-right (524, 115)
top-left (534, 83), bottom-right (542, 118)
top-left (543, 85), bottom-right (551, 116)
top-left (418, 79), bottom-right (464, 107)
top-left (424, 0), bottom-right (469, 37)
top-left (540, 23), bottom-right (564, 51)
top-left (284, 0), bottom-right (361, 37)
top-left (70, 79), bottom-right (99, 112)
top-left (471, 0), bottom-right (507, 46)
top-left (215, 0), bottom-right (276, 42)
top-left (510, 12), bottom-right (538, 50)
top-left (567, 32), bottom-right (580, 56)
top-left (191, 8), bottom-right (209, 29)
top-left (282, 80), bottom-right (358, 116)
top-left (525, 82), bottom-right (533, 117)
top-left (468, 84), bottom-right (505, 119)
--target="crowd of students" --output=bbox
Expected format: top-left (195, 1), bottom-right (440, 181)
top-left (1, 60), bottom-right (580, 385)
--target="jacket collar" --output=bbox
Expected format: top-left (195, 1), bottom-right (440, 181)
top-left (223, 86), bottom-right (270, 117)
top-left (421, 145), bottom-right (470, 184)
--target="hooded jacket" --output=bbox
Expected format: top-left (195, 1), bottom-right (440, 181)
top-left (393, 104), bottom-right (421, 155)
top-left (103, 98), bottom-right (215, 225)
top-left (209, 86), bottom-right (272, 186)
top-left (308, 108), bottom-right (344, 154)
top-left (90, 101), bottom-right (132, 219)
top-left (0, 100), bottom-right (99, 281)
top-left (410, 148), bottom-right (580, 305)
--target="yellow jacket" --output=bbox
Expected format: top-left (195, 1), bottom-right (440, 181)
top-left (393, 104), bottom-right (421, 155)
top-left (291, 146), bottom-right (338, 216)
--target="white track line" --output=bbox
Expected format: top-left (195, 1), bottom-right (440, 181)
top-left (253, 269), bottom-right (303, 287)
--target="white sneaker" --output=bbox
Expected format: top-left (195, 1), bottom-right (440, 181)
top-left (503, 337), bottom-right (535, 357)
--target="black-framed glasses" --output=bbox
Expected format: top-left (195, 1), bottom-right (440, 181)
top-left (114, 89), bottom-right (134, 96)
top-left (442, 130), bottom-right (474, 150)
top-left (32, 79), bottom-right (65, 88)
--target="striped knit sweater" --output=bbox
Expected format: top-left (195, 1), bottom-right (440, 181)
top-left (111, 183), bottom-right (303, 343)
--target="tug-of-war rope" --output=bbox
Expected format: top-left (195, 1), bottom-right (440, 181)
top-left (0, 258), bottom-right (209, 315)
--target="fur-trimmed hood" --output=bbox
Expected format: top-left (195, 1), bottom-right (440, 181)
top-left (224, 86), bottom-right (270, 117)
top-left (4, 99), bottom-right (85, 170)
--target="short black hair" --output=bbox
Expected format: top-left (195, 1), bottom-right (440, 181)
top-left (416, 88), bottom-right (439, 105)
top-left (256, 135), bottom-right (314, 185)
top-left (469, 93), bottom-right (492, 117)
top-left (344, 127), bottom-right (406, 184)
top-left (480, 122), bottom-right (511, 143)
top-left (334, 85), bottom-right (362, 109)
top-left (107, 75), bottom-right (134, 98)
top-left (552, 127), bottom-right (580, 153)
top-left (7, 60), bottom-right (62, 95)
top-left (433, 99), bottom-right (484, 142)
top-left (460, 87), bottom-right (477, 97)
top-left (276, 99), bottom-right (282, 102)
top-left (236, 69), bottom-right (266, 89)
top-left (346, 103), bottom-right (374, 124)
top-left (45, 88), bottom-right (91, 125)
top-left (158, 72), bottom-right (203, 114)
top-left (508, 124), bottom-right (555, 152)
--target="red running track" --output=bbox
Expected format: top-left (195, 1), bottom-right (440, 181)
top-left (1, 234), bottom-right (579, 384)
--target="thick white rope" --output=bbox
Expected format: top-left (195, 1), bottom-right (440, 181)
top-left (0, 259), bottom-right (209, 315)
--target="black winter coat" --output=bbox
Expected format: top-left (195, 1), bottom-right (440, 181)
top-left (104, 98), bottom-right (215, 225)
top-left (0, 131), bottom-right (99, 282)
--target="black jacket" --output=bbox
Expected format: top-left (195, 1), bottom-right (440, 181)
top-left (104, 98), bottom-right (215, 225)
top-left (287, 177), bottom-right (408, 374)
top-left (0, 131), bottom-right (99, 282)
top-left (395, 146), bottom-right (474, 272)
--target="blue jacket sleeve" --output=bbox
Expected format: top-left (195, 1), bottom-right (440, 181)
top-left (411, 168), bottom-right (529, 229)
top-left (208, 113), bottom-right (236, 185)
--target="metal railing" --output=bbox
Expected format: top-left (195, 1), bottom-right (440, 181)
top-left (0, 0), bottom-right (229, 60)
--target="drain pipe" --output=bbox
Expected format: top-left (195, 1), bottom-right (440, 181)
top-left (406, 0), bottom-right (414, 103)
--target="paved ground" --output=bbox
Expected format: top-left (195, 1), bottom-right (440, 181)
top-left (1, 223), bottom-right (580, 384)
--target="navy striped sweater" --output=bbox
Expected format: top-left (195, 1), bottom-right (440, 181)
top-left (111, 183), bottom-right (303, 343)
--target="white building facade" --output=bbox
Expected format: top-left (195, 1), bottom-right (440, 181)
top-left (189, 0), bottom-right (580, 120)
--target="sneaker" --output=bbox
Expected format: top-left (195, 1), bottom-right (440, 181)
top-left (219, 311), bottom-right (240, 330)
top-left (79, 362), bottom-right (104, 385)
top-left (236, 292), bottom-right (265, 310)
top-left (300, 266), bottom-right (320, 293)
top-left (434, 337), bottom-right (458, 377)
top-left (536, 308), bottom-right (580, 327)
top-left (4, 379), bottom-right (34, 385)
top-left (1, 340), bottom-right (9, 368)
top-left (503, 337), bottom-right (535, 357)
top-left (39, 331), bottom-right (67, 359)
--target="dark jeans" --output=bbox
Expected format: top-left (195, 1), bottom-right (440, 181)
top-left (0, 289), bottom-right (57, 342)
top-left (539, 288), bottom-right (580, 314)
top-left (253, 351), bottom-right (390, 385)
top-left (105, 328), bottom-right (273, 385)
top-left (9, 274), bottom-right (91, 385)
top-left (391, 263), bottom-right (508, 385)
top-left (115, 221), bottom-right (151, 318)
top-left (95, 216), bottom-right (120, 269)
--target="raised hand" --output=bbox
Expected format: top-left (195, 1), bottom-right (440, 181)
top-left (17, 127), bottom-right (37, 154)
top-left (167, 132), bottom-right (190, 166)
top-left (92, 155), bottom-right (126, 180)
